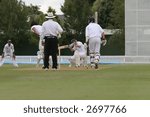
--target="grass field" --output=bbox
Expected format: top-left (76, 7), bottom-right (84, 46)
top-left (0, 64), bottom-right (150, 100)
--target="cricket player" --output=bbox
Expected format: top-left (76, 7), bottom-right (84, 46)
top-left (68, 39), bottom-right (87, 67)
top-left (85, 17), bottom-right (106, 69)
top-left (31, 22), bottom-right (44, 66)
top-left (0, 40), bottom-right (18, 67)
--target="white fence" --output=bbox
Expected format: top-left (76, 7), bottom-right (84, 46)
top-left (2, 56), bottom-right (150, 64)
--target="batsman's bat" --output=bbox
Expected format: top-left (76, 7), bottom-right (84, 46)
top-left (58, 45), bottom-right (69, 50)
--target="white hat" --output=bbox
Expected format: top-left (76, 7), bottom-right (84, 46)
top-left (45, 12), bottom-right (56, 19)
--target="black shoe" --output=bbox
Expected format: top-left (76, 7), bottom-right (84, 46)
top-left (52, 67), bottom-right (57, 69)
top-left (52, 66), bottom-right (57, 70)
top-left (95, 63), bottom-right (98, 69)
top-left (42, 66), bottom-right (49, 69)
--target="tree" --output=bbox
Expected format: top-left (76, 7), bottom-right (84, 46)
top-left (92, 0), bottom-right (124, 30)
top-left (109, 0), bottom-right (125, 55)
top-left (26, 4), bottom-right (45, 25)
top-left (92, 0), bottom-right (114, 28)
top-left (61, 0), bottom-right (92, 43)
top-left (111, 0), bottom-right (124, 29)
top-left (0, 0), bottom-right (29, 50)
top-left (88, 0), bottom-right (97, 5)
top-left (92, 0), bottom-right (125, 55)
top-left (47, 6), bottom-right (56, 14)
top-left (0, 0), bottom-right (45, 54)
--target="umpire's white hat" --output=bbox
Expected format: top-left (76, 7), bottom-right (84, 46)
top-left (45, 12), bottom-right (56, 19)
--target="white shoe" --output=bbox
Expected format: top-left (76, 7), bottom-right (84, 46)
top-left (84, 65), bottom-right (88, 69)
top-left (90, 64), bottom-right (95, 68)
top-left (14, 64), bottom-right (19, 67)
top-left (75, 65), bottom-right (80, 68)
top-left (0, 62), bottom-right (3, 67)
top-left (45, 68), bottom-right (49, 71)
top-left (95, 63), bottom-right (98, 69)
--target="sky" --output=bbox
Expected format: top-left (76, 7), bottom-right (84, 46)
top-left (21, 0), bottom-right (65, 14)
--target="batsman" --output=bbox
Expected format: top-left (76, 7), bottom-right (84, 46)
top-left (68, 39), bottom-right (87, 67)
top-left (85, 17), bottom-right (106, 69)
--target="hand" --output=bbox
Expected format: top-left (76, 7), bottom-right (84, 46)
top-left (101, 39), bottom-right (107, 46)
top-left (42, 41), bottom-right (45, 46)
top-left (84, 43), bottom-right (88, 48)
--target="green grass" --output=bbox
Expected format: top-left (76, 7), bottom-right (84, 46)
top-left (0, 64), bottom-right (150, 100)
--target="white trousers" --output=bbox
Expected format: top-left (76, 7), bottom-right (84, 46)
top-left (69, 51), bottom-right (87, 67)
top-left (89, 37), bottom-right (101, 65)
top-left (0, 54), bottom-right (18, 67)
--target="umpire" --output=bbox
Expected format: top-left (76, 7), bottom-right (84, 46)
top-left (41, 12), bottom-right (63, 70)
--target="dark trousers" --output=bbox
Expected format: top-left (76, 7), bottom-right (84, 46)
top-left (44, 36), bottom-right (58, 69)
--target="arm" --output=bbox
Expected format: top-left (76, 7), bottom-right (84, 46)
top-left (57, 23), bottom-right (63, 37)
top-left (11, 44), bottom-right (15, 53)
top-left (1, 53), bottom-right (4, 58)
top-left (101, 32), bottom-right (105, 40)
top-left (3, 46), bottom-right (5, 53)
top-left (101, 32), bottom-right (107, 46)
top-left (68, 43), bottom-right (75, 52)
top-left (31, 27), bottom-right (40, 36)
top-left (40, 24), bottom-right (45, 45)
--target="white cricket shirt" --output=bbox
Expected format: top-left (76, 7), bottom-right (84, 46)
top-left (86, 23), bottom-right (104, 39)
top-left (41, 19), bottom-right (63, 37)
top-left (31, 25), bottom-right (42, 35)
top-left (3, 43), bottom-right (14, 54)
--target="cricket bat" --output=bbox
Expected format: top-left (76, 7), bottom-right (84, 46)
top-left (58, 45), bottom-right (69, 50)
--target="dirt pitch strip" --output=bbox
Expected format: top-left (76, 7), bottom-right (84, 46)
top-left (14, 65), bottom-right (113, 71)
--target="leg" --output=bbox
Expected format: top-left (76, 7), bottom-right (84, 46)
top-left (12, 54), bottom-right (18, 67)
top-left (74, 51), bottom-right (80, 67)
top-left (49, 38), bottom-right (58, 69)
top-left (37, 51), bottom-right (44, 67)
top-left (0, 54), bottom-right (5, 67)
top-left (51, 53), bottom-right (57, 69)
top-left (68, 55), bottom-right (76, 67)
top-left (36, 58), bottom-right (41, 67)
top-left (82, 56), bottom-right (88, 67)
top-left (43, 54), bottom-right (49, 69)
top-left (94, 38), bottom-right (101, 69)
top-left (89, 39), bottom-right (96, 68)
top-left (43, 38), bottom-right (50, 69)
top-left (89, 53), bottom-right (95, 68)
top-left (94, 52), bottom-right (100, 69)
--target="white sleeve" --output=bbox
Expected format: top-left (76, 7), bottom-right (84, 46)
top-left (57, 23), bottom-right (63, 34)
top-left (56, 23), bottom-right (62, 38)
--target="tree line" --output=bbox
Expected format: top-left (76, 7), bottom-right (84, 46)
top-left (0, 0), bottom-right (124, 55)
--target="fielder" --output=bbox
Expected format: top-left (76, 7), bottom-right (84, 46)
top-left (68, 39), bottom-right (87, 67)
top-left (31, 22), bottom-right (44, 67)
top-left (0, 40), bottom-right (18, 67)
top-left (85, 17), bottom-right (106, 69)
